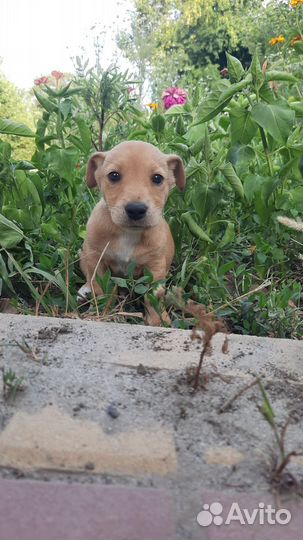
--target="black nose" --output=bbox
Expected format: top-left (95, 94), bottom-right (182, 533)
top-left (125, 202), bottom-right (148, 221)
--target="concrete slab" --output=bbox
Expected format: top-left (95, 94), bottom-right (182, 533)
top-left (0, 313), bottom-right (303, 540)
top-left (0, 312), bottom-right (303, 378)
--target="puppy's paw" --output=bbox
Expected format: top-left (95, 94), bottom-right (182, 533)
top-left (77, 284), bottom-right (92, 303)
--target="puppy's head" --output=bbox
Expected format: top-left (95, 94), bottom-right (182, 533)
top-left (86, 141), bottom-right (185, 228)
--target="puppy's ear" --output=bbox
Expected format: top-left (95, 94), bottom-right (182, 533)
top-left (86, 152), bottom-right (107, 188)
top-left (166, 155), bottom-right (186, 192)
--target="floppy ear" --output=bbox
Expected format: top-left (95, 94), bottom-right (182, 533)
top-left (86, 152), bottom-right (107, 188)
top-left (166, 154), bottom-right (186, 192)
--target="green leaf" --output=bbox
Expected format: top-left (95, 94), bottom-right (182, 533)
top-left (176, 115), bottom-right (186, 135)
top-left (257, 380), bottom-right (275, 426)
top-left (0, 118), bottom-right (34, 137)
top-left (195, 77), bottom-right (251, 125)
top-left (164, 105), bottom-right (190, 116)
top-left (151, 114), bottom-right (165, 133)
top-left (229, 106), bottom-right (258, 144)
top-left (2, 171), bottom-right (42, 230)
top-left (61, 87), bottom-right (83, 97)
top-left (0, 253), bottom-right (15, 293)
top-left (226, 52), bottom-right (245, 83)
top-left (189, 138), bottom-right (204, 156)
top-left (59, 99), bottom-right (72, 119)
top-left (218, 74), bottom-right (252, 103)
top-left (289, 102), bottom-right (303, 117)
top-left (194, 81), bottom-right (232, 124)
top-left (227, 145), bottom-right (255, 166)
top-left (290, 187), bottom-right (303, 212)
top-left (0, 214), bottom-right (24, 248)
top-left (56, 81), bottom-right (72, 97)
top-left (111, 277), bottom-right (128, 288)
top-left (75, 117), bottom-right (92, 154)
top-left (33, 89), bottom-right (56, 113)
top-left (44, 85), bottom-right (60, 98)
top-left (181, 212), bottom-right (213, 243)
top-left (201, 128), bottom-right (213, 164)
top-left (15, 160), bottom-right (36, 170)
top-left (218, 222), bottom-right (235, 248)
top-left (219, 162), bottom-right (244, 198)
top-left (259, 82), bottom-right (274, 103)
top-left (243, 174), bottom-right (263, 203)
top-left (251, 102), bottom-right (295, 143)
top-left (4, 262), bottom-right (52, 314)
top-left (185, 123), bottom-right (206, 145)
top-left (28, 267), bottom-right (77, 311)
top-left (134, 283), bottom-right (148, 294)
top-left (250, 48), bottom-right (264, 91)
top-left (192, 86), bottom-right (200, 107)
top-left (190, 184), bottom-right (224, 222)
top-left (67, 135), bottom-right (86, 152)
top-left (265, 71), bottom-right (298, 83)
top-left (185, 157), bottom-right (208, 181)
top-left (195, 93), bottom-right (232, 124)
top-left (0, 140), bottom-right (11, 159)
top-left (46, 147), bottom-right (79, 181)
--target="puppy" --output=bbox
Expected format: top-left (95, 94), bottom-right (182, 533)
top-left (78, 140), bottom-right (186, 326)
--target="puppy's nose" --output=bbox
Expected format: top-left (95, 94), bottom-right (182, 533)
top-left (125, 202), bottom-right (148, 221)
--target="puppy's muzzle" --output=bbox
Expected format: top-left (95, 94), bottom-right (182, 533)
top-left (125, 202), bottom-right (148, 221)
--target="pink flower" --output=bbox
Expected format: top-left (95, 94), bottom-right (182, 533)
top-left (34, 76), bottom-right (50, 86)
top-left (162, 87), bottom-right (187, 110)
top-left (127, 87), bottom-right (135, 94)
top-left (51, 70), bottom-right (64, 80)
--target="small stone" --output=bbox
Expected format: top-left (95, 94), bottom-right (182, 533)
top-left (106, 404), bottom-right (120, 419)
top-left (84, 462), bottom-right (95, 471)
top-left (137, 363), bottom-right (147, 375)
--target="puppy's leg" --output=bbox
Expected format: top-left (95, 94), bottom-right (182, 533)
top-left (144, 265), bottom-right (171, 327)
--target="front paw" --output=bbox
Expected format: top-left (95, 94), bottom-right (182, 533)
top-left (77, 284), bottom-right (92, 303)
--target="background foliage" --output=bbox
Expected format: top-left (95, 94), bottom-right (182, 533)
top-left (0, 0), bottom-right (303, 339)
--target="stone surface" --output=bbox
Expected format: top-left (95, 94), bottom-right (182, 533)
top-left (0, 313), bottom-right (303, 380)
top-left (0, 313), bottom-right (303, 540)
top-left (0, 479), bottom-right (175, 540)
top-left (0, 405), bottom-right (177, 474)
top-left (204, 447), bottom-right (245, 466)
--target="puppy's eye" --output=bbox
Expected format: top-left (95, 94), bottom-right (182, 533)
top-left (108, 171), bottom-right (121, 182)
top-left (152, 174), bottom-right (164, 185)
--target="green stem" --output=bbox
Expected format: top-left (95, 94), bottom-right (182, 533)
top-left (259, 126), bottom-right (274, 176)
top-left (57, 97), bottom-right (65, 148)
top-left (98, 108), bottom-right (105, 151)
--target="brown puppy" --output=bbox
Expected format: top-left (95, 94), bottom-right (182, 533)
top-left (78, 140), bottom-right (186, 325)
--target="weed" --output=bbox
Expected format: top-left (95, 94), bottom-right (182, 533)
top-left (219, 375), bottom-right (303, 495)
top-left (2, 367), bottom-right (25, 401)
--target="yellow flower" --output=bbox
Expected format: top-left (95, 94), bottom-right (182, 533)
top-left (147, 103), bottom-right (159, 111)
top-left (290, 0), bottom-right (303, 7)
top-left (269, 35), bottom-right (286, 45)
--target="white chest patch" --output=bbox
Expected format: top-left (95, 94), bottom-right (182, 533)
top-left (109, 229), bottom-right (142, 275)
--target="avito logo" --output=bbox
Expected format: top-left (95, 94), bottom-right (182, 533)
top-left (197, 501), bottom-right (291, 527)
